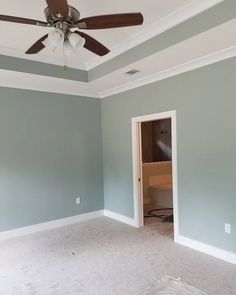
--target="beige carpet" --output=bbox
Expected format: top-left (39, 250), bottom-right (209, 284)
top-left (0, 217), bottom-right (235, 295)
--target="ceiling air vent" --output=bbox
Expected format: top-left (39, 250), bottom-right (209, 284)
top-left (125, 69), bottom-right (140, 75)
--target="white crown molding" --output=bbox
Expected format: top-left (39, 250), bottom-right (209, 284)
top-left (0, 210), bottom-right (104, 241)
top-left (176, 234), bottom-right (236, 265)
top-left (85, 0), bottom-right (223, 70)
top-left (1, 45), bottom-right (235, 99)
top-left (0, 80), bottom-right (99, 99)
top-left (99, 46), bottom-right (236, 98)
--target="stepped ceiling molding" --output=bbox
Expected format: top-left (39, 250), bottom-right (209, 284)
top-left (0, 0), bottom-right (236, 98)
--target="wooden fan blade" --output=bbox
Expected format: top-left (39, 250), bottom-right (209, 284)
top-left (78, 13), bottom-right (143, 30)
top-left (0, 15), bottom-right (48, 27)
top-left (25, 34), bottom-right (48, 54)
top-left (75, 31), bottom-right (110, 56)
top-left (46, 0), bottom-right (69, 18)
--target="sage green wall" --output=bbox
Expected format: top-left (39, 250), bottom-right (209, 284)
top-left (1, 58), bottom-right (235, 254)
top-left (0, 88), bottom-right (103, 232)
top-left (101, 57), bottom-right (236, 253)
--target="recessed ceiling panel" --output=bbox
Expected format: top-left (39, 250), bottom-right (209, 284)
top-left (0, 0), bottom-right (191, 68)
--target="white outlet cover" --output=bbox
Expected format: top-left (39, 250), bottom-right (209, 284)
top-left (76, 197), bottom-right (81, 205)
top-left (224, 223), bottom-right (231, 234)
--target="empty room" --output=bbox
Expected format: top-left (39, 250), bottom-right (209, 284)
top-left (0, 1), bottom-right (236, 294)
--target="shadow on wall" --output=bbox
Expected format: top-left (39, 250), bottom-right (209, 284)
top-left (141, 119), bottom-right (172, 163)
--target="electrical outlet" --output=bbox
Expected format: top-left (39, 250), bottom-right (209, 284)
top-left (76, 197), bottom-right (81, 205)
top-left (224, 223), bottom-right (231, 234)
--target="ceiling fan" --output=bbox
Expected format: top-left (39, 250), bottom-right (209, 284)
top-left (0, 0), bottom-right (144, 57)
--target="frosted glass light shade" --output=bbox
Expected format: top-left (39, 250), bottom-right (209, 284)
top-left (48, 29), bottom-right (64, 47)
top-left (68, 33), bottom-right (85, 49)
top-left (64, 40), bottom-right (75, 56)
top-left (42, 37), bottom-right (57, 52)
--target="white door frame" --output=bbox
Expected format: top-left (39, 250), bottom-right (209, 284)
top-left (131, 110), bottom-right (179, 241)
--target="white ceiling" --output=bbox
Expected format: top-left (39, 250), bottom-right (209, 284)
top-left (1, 18), bottom-right (236, 98)
top-left (0, 0), bottom-right (218, 69)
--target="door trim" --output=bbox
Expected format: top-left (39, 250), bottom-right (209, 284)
top-left (131, 110), bottom-right (179, 240)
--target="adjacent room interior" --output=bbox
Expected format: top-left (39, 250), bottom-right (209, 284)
top-left (0, 0), bottom-right (236, 294)
top-left (141, 118), bottom-right (174, 237)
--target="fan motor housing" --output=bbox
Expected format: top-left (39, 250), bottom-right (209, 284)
top-left (44, 6), bottom-right (80, 27)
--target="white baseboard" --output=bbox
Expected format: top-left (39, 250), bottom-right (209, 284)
top-left (0, 209), bottom-right (136, 242)
top-left (0, 210), bottom-right (104, 242)
top-left (176, 234), bottom-right (236, 265)
top-left (1, 210), bottom-right (235, 266)
top-left (104, 210), bottom-right (137, 227)
top-left (105, 211), bottom-right (236, 266)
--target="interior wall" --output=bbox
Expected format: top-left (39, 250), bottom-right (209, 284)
top-left (141, 119), bottom-right (172, 163)
top-left (101, 57), bottom-right (236, 253)
top-left (153, 119), bottom-right (172, 162)
top-left (0, 88), bottom-right (104, 232)
top-left (141, 122), bottom-right (153, 163)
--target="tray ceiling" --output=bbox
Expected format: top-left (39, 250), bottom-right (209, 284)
top-left (0, 0), bottom-right (196, 69)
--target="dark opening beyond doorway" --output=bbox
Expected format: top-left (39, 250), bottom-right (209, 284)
top-left (141, 118), bottom-right (174, 238)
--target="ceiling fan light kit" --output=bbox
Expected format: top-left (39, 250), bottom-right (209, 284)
top-left (68, 32), bottom-right (85, 50)
top-left (0, 0), bottom-right (144, 61)
top-left (64, 39), bottom-right (75, 56)
top-left (48, 28), bottom-right (64, 47)
top-left (41, 28), bottom-right (86, 56)
top-left (42, 37), bottom-right (56, 52)
top-left (63, 33), bottom-right (85, 56)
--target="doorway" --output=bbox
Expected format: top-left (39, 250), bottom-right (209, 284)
top-left (131, 111), bottom-right (179, 241)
